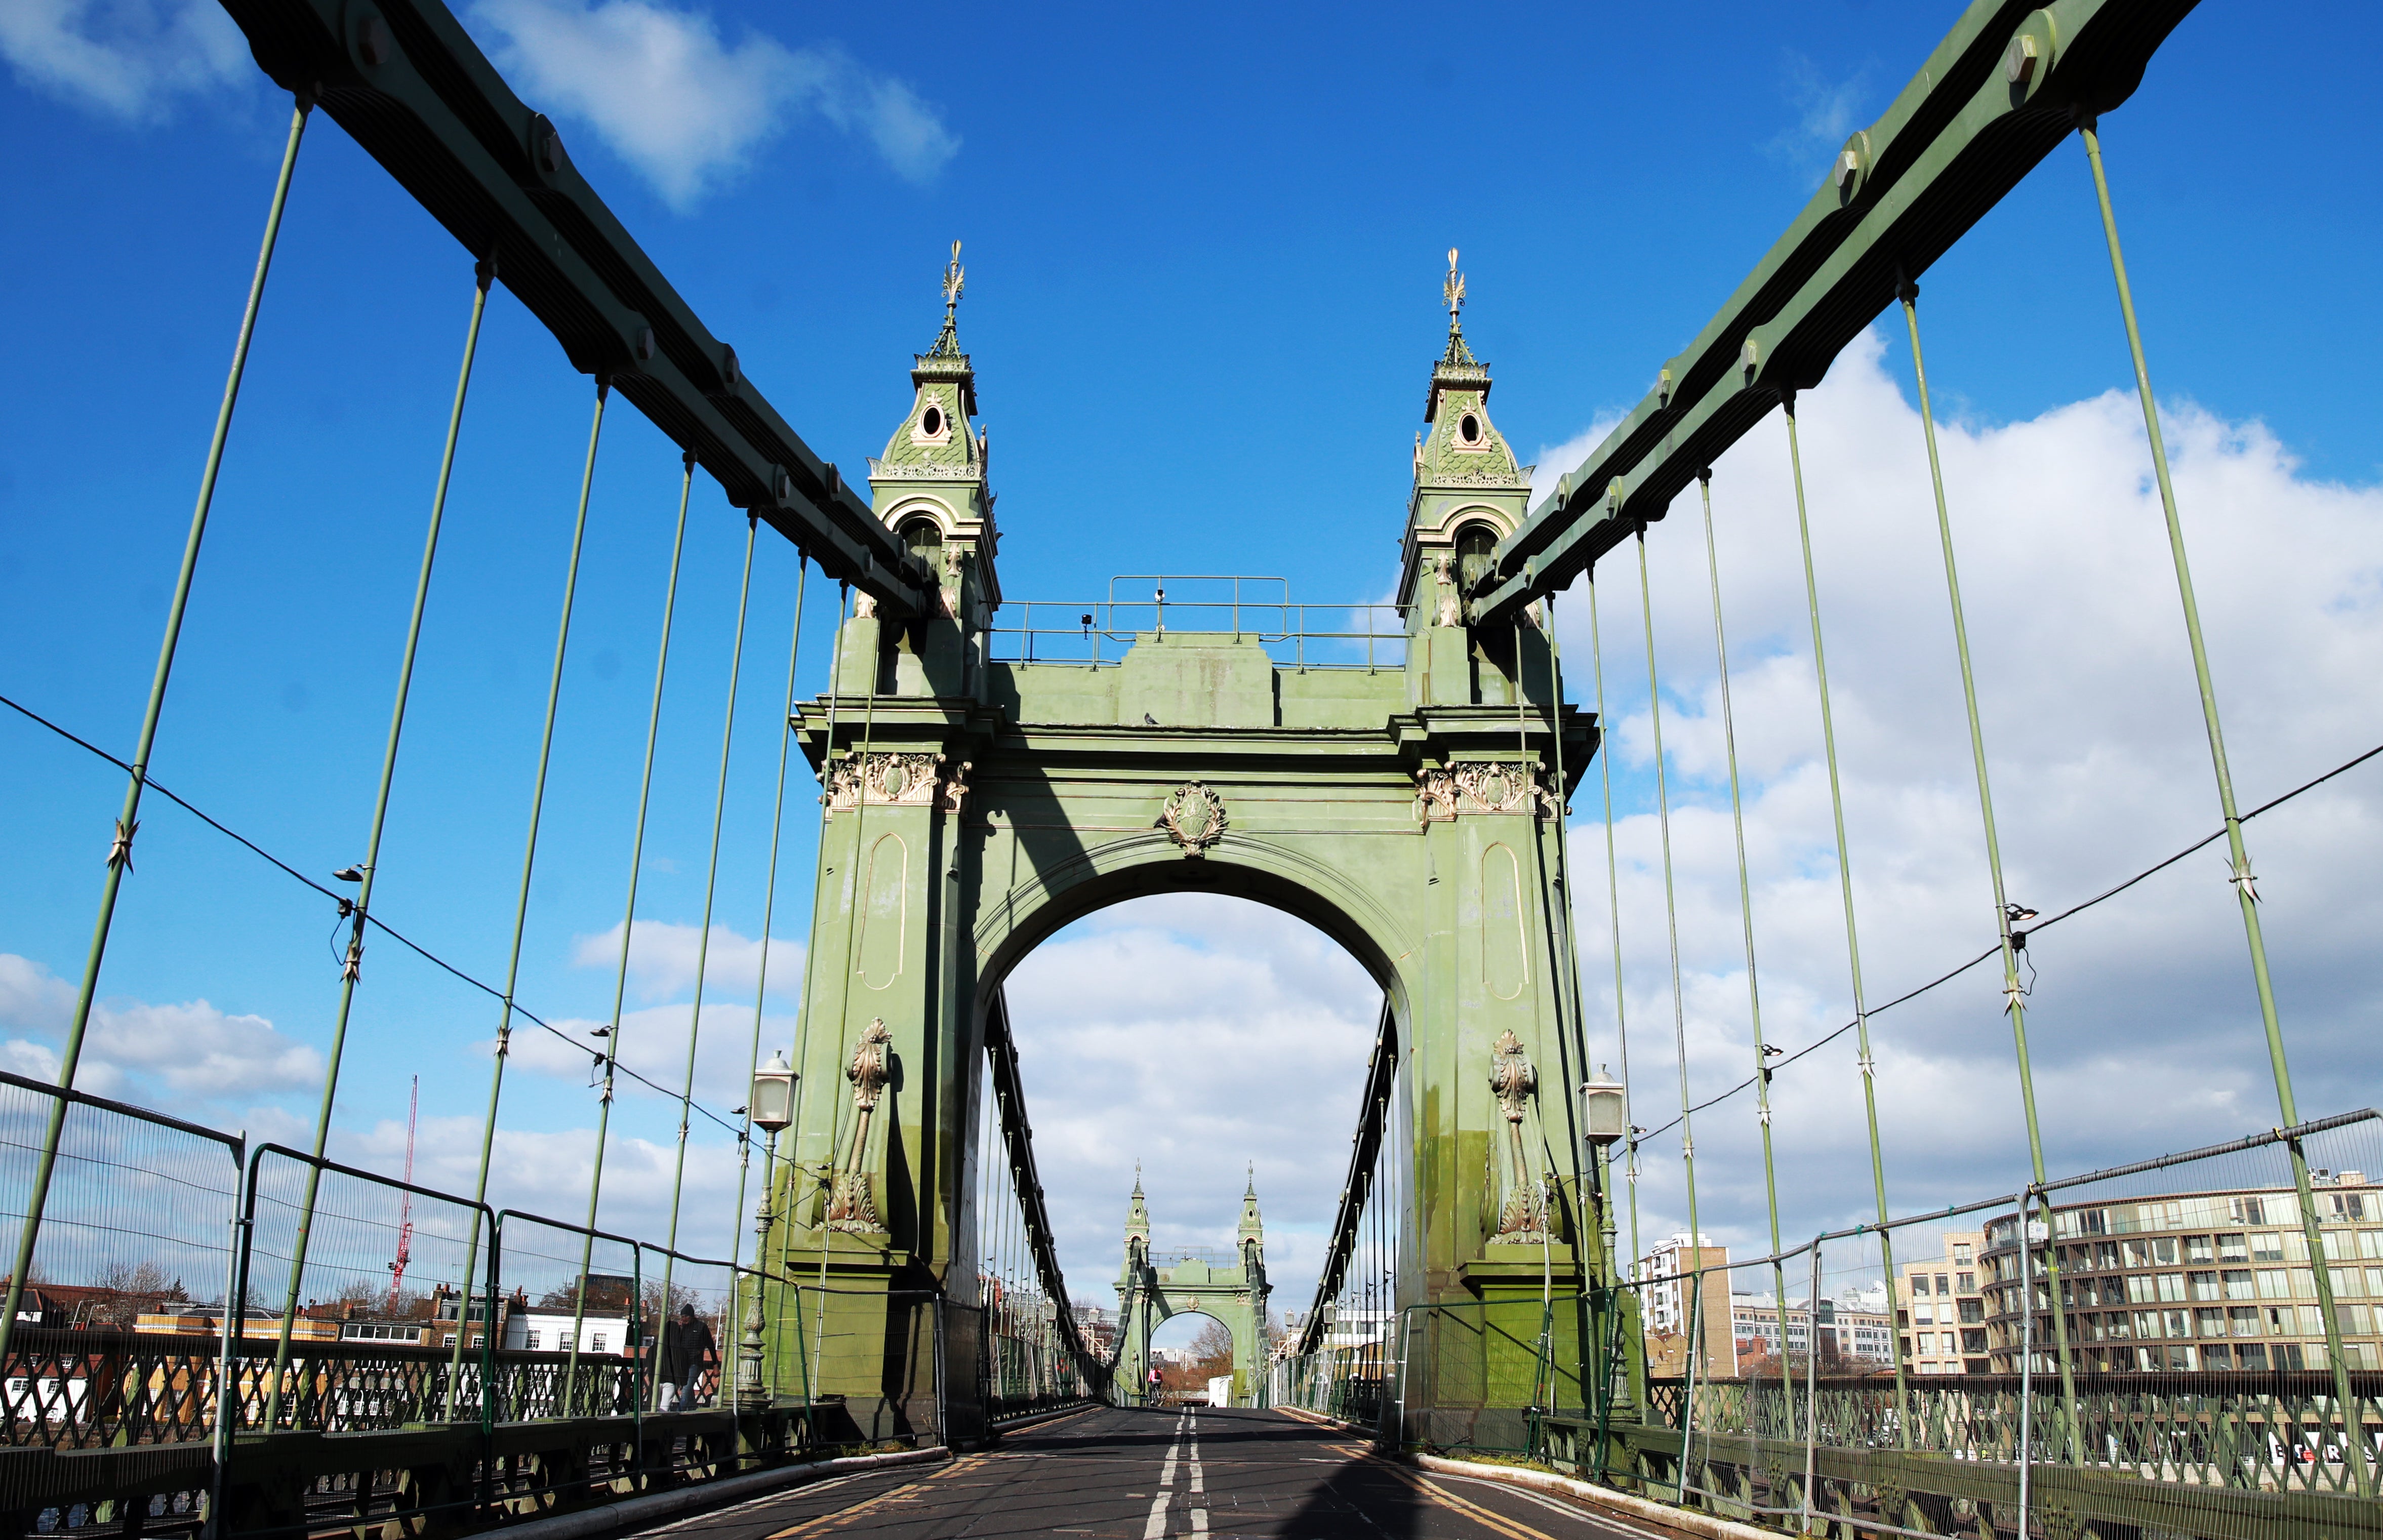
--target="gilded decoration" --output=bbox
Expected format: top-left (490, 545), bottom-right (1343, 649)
top-left (1413, 761), bottom-right (1559, 823)
top-left (826, 1019), bottom-right (894, 1234)
top-left (1158, 782), bottom-right (1228, 857)
top-left (1488, 1029), bottom-right (1549, 1244)
top-left (827, 751), bottom-right (954, 812)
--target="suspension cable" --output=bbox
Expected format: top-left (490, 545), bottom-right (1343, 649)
top-left (569, 451), bottom-right (698, 1410)
top-left (730, 552), bottom-right (810, 1407)
top-left (658, 512), bottom-right (761, 1357)
top-left (266, 258), bottom-right (488, 1427)
top-left (1585, 574), bottom-right (1641, 1274)
top-left (1694, 470), bottom-right (1796, 1437)
top-left (1780, 390), bottom-right (1911, 1437)
top-left (1899, 281), bottom-right (2080, 1441)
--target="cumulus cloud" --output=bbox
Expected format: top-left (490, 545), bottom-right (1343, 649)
top-left (470, 0), bottom-right (958, 210)
top-left (0, 953), bottom-right (323, 1102)
top-left (1765, 51), bottom-right (1872, 171)
top-left (1556, 329), bottom-right (2383, 1267)
top-left (1002, 894), bottom-right (1382, 1311)
top-left (0, 0), bottom-right (249, 122)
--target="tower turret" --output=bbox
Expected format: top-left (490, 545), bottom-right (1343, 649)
top-left (861, 240), bottom-right (1000, 697)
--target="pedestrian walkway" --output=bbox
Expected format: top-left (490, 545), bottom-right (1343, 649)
top-left (633, 1406), bottom-right (1672, 1540)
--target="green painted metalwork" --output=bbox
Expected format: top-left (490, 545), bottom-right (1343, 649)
top-left (263, 249), bottom-right (490, 1427)
top-left (1472, 0), bottom-right (2202, 621)
top-left (1695, 473), bottom-right (1798, 1440)
top-left (1898, 283), bottom-right (2083, 1452)
top-left (571, 454), bottom-right (698, 1409)
top-left (450, 379), bottom-right (610, 1415)
top-left (216, 0), bottom-right (932, 613)
top-left (0, 95), bottom-right (312, 1380)
top-left (658, 514), bottom-right (760, 1360)
top-left (1117, 1178), bottom-right (1273, 1406)
top-left (1782, 394), bottom-right (1914, 1442)
top-left (2079, 122), bottom-right (2372, 1500)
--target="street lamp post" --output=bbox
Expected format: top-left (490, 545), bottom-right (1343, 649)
top-left (741, 1051), bottom-right (796, 1411)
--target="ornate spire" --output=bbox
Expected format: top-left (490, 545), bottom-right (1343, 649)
top-left (1440, 247), bottom-right (1477, 367)
top-left (926, 238), bottom-right (965, 359)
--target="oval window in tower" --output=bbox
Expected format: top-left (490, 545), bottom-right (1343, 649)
top-left (921, 403), bottom-right (945, 436)
top-left (902, 516), bottom-right (944, 564)
top-left (1459, 412), bottom-right (1482, 445)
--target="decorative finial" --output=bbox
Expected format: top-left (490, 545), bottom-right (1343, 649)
top-left (942, 238), bottom-right (965, 315)
top-left (1444, 247), bottom-right (1466, 319)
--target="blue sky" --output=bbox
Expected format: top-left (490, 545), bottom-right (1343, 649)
top-left (4, 0), bottom-right (2381, 1309)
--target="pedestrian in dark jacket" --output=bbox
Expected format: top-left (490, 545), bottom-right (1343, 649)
top-left (659, 1305), bottom-right (715, 1408)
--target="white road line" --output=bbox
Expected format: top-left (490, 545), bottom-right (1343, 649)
top-left (1143, 1492), bottom-right (1170, 1539)
top-left (1190, 1509), bottom-right (1208, 1534)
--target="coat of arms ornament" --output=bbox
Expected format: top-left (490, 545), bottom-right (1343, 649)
top-left (1414, 761), bottom-right (1561, 823)
top-left (1158, 782), bottom-right (1228, 857)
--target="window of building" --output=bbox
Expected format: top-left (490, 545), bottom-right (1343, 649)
top-left (901, 516), bottom-right (943, 564)
top-left (2218, 1232), bottom-right (2248, 1263)
top-left (2123, 1239), bottom-right (2156, 1268)
top-left (525, 1330), bottom-right (541, 1351)
top-left (2236, 1343), bottom-right (2268, 1369)
top-left (2185, 1235), bottom-right (2215, 1265)
top-left (1956, 1271), bottom-right (1975, 1293)
top-left (1935, 1273), bottom-right (1951, 1295)
top-left (1910, 1274), bottom-right (1930, 1295)
top-left (2134, 1311), bottom-right (2161, 1339)
top-left (2222, 1269), bottom-right (2254, 1300)
top-left (1458, 412), bottom-right (1483, 446)
top-left (2151, 1237), bottom-right (2180, 1266)
top-left (2202, 1343), bottom-right (2233, 1368)
top-left (2256, 1270), bottom-right (2289, 1300)
top-left (2125, 1276), bottom-right (2156, 1304)
top-left (2228, 1306), bottom-right (2260, 1338)
top-left (2157, 1274), bottom-right (2187, 1303)
top-left (2093, 1241), bottom-right (2121, 1271)
top-left (920, 403), bottom-right (945, 436)
top-left (2250, 1232), bottom-right (2283, 1262)
top-left (2189, 1272), bottom-right (2219, 1302)
top-left (1954, 1244), bottom-right (1973, 1266)
top-left (591, 1333), bottom-right (607, 1353)
top-left (2331, 1193), bottom-right (2366, 1221)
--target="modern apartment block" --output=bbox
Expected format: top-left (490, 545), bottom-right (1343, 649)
top-left (1731, 1285), bottom-right (1894, 1369)
top-left (1980, 1172), bottom-right (2383, 1372)
top-left (1896, 1229), bottom-right (1990, 1374)
top-left (1640, 1233), bottom-right (1736, 1378)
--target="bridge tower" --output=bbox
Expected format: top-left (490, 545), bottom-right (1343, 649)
top-left (759, 247), bottom-right (1618, 1449)
top-left (1116, 1175), bottom-right (1272, 1406)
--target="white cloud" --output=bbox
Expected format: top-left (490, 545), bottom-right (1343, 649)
top-left (0, 0), bottom-right (248, 123)
top-left (1532, 410), bottom-right (1630, 509)
top-left (569, 917), bottom-right (802, 1004)
top-left (1765, 51), bottom-right (1871, 171)
top-left (1001, 895), bottom-right (1383, 1311)
top-left (0, 953), bottom-right (322, 1102)
top-left (1556, 329), bottom-right (2383, 1263)
top-left (470, 0), bottom-right (958, 210)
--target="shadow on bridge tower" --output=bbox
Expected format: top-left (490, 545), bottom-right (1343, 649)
top-left (753, 246), bottom-right (1629, 1446)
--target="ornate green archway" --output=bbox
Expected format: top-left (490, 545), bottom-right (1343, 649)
top-left (754, 260), bottom-right (1608, 1444)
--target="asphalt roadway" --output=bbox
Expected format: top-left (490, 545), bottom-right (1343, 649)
top-left (632, 1406), bottom-right (1672, 1540)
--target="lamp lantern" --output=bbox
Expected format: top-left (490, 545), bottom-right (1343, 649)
top-left (750, 1050), bottom-right (797, 1134)
top-left (1580, 1066), bottom-right (1628, 1148)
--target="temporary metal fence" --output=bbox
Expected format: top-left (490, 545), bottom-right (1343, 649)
top-left (0, 1068), bottom-right (246, 1532)
top-left (1567, 1109), bottom-right (2383, 1540)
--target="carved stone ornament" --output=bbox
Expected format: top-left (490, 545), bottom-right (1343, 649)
top-left (853, 591), bottom-right (878, 619)
top-left (827, 751), bottom-right (951, 812)
top-left (938, 759), bottom-right (973, 814)
top-left (1414, 761), bottom-right (1560, 823)
top-left (1158, 782), bottom-right (1228, 858)
top-left (1488, 1029), bottom-right (1550, 1244)
top-left (826, 1019), bottom-right (894, 1234)
top-left (1432, 554), bottom-right (1463, 629)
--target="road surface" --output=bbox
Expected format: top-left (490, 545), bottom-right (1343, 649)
top-left (634, 1405), bottom-right (1670, 1540)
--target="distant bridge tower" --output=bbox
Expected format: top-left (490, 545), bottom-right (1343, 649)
top-left (1117, 1173), bottom-right (1271, 1406)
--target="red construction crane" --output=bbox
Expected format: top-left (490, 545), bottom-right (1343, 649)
top-left (387, 1075), bottom-right (417, 1312)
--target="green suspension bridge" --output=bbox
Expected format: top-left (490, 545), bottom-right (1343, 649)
top-left (2, 1), bottom-right (2378, 1537)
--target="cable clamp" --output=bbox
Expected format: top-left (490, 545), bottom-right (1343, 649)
top-left (1680, 1138), bottom-right (1694, 1160)
top-left (107, 818), bottom-right (138, 874)
top-left (2003, 979), bottom-right (2025, 1016)
top-left (2230, 855), bottom-right (2261, 903)
top-left (1857, 1052), bottom-right (1876, 1078)
top-left (341, 938), bottom-right (365, 984)
top-left (1758, 1106), bottom-right (1772, 1126)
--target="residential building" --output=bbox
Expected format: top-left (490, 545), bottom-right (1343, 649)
top-left (1896, 1229), bottom-right (1989, 1374)
top-left (1639, 1233), bottom-right (1735, 1379)
top-left (1730, 1286), bottom-right (1893, 1371)
top-left (1981, 1172), bottom-right (2383, 1373)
